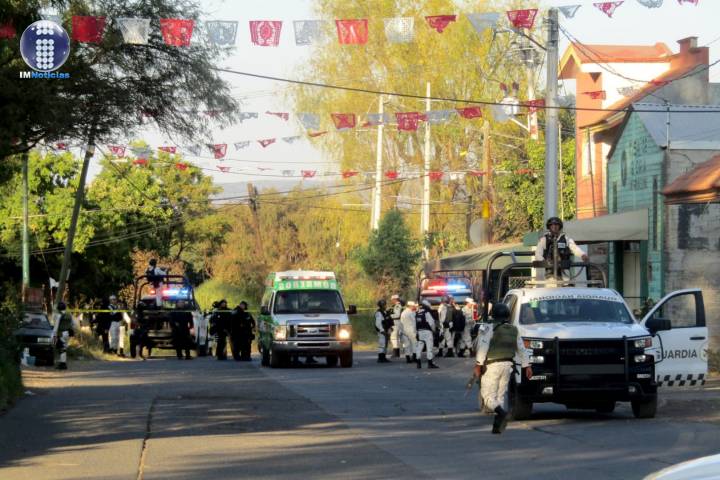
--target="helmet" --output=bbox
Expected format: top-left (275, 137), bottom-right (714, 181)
top-left (149, 258), bottom-right (157, 266)
top-left (546, 217), bottom-right (563, 229)
top-left (442, 295), bottom-right (452, 303)
top-left (57, 302), bottom-right (66, 311)
top-left (491, 303), bottom-right (510, 321)
top-left (377, 299), bottom-right (387, 308)
top-left (421, 299), bottom-right (432, 308)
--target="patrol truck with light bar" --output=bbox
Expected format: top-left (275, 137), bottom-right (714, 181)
top-left (258, 271), bottom-right (356, 368)
top-left (487, 254), bottom-right (708, 419)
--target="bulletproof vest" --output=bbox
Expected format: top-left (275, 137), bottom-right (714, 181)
top-left (57, 313), bottom-right (73, 333)
top-left (486, 322), bottom-right (518, 363)
top-left (416, 308), bottom-right (432, 331)
top-left (380, 309), bottom-right (394, 331)
top-left (543, 233), bottom-right (571, 263)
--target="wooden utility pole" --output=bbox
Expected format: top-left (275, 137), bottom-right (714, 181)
top-left (481, 120), bottom-right (492, 244)
top-left (246, 183), bottom-right (264, 256)
top-left (22, 151), bottom-right (30, 295)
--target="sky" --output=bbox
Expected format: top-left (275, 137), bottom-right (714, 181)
top-left (83, 0), bottom-right (720, 184)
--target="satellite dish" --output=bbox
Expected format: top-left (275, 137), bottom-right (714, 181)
top-left (469, 219), bottom-right (486, 247)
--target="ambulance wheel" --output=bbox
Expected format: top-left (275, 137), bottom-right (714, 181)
top-left (326, 355), bottom-right (338, 367)
top-left (509, 383), bottom-right (533, 420)
top-left (261, 346), bottom-right (270, 367)
top-left (631, 397), bottom-right (657, 419)
top-left (340, 349), bottom-right (353, 368)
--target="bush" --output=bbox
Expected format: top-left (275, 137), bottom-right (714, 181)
top-left (194, 278), bottom-right (256, 311)
top-left (709, 349), bottom-right (720, 374)
top-left (350, 311), bottom-right (377, 346)
top-left (0, 290), bottom-right (22, 411)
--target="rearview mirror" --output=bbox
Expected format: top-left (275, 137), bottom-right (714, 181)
top-left (646, 317), bottom-right (671, 335)
top-left (347, 305), bottom-right (357, 315)
top-left (260, 306), bottom-right (270, 316)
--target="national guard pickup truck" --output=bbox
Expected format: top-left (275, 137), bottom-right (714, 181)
top-left (258, 271), bottom-right (356, 368)
top-left (491, 260), bottom-right (708, 420)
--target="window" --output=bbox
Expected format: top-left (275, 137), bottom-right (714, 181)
top-left (519, 298), bottom-right (634, 325)
top-left (502, 294), bottom-right (518, 319)
top-left (652, 293), bottom-right (701, 328)
top-left (581, 133), bottom-right (593, 177)
top-left (612, 182), bottom-right (618, 213)
top-left (273, 290), bottom-right (345, 314)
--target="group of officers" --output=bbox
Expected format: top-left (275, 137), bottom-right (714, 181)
top-left (208, 300), bottom-right (256, 361)
top-left (374, 294), bottom-right (484, 368)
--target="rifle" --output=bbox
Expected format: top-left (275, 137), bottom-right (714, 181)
top-left (464, 373), bottom-right (480, 397)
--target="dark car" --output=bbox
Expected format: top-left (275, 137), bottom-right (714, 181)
top-left (14, 312), bottom-right (55, 366)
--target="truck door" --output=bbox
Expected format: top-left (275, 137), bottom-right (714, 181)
top-left (641, 289), bottom-right (708, 387)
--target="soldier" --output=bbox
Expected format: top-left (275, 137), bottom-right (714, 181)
top-left (231, 301), bottom-right (256, 361)
top-left (107, 295), bottom-right (125, 357)
top-left (415, 300), bottom-right (439, 369)
top-left (169, 299), bottom-right (193, 360)
top-left (52, 302), bottom-right (74, 370)
top-left (438, 295), bottom-right (455, 357)
top-left (375, 299), bottom-right (393, 363)
top-left (398, 301), bottom-right (417, 364)
top-left (210, 299), bottom-right (231, 360)
top-left (457, 298), bottom-right (476, 357)
top-left (534, 217), bottom-right (588, 280)
top-left (474, 303), bottom-right (532, 434)
top-left (388, 294), bottom-right (403, 358)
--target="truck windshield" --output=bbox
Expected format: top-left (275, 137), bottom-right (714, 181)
top-left (273, 290), bottom-right (345, 314)
top-left (519, 298), bottom-right (633, 325)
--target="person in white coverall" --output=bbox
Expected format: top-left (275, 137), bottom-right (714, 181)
top-left (457, 298), bottom-right (476, 357)
top-left (108, 295), bottom-right (126, 357)
top-left (437, 295), bottom-right (453, 357)
top-left (398, 301), bottom-right (417, 364)
top-left (474, 303), bottom-right (532, 434)
top-left (388, 294), bottom-right (403, 357)
top-left (415, 300), bottom-right (439, 369)
top-left (375, 299), bottom-right (392, 363)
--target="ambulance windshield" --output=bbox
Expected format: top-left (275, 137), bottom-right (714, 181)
top-left (273, 290), bottom-right (345, 314)
top-left (520, 298), bottom-right (633, 325)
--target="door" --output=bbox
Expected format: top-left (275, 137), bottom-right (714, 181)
top-left (641, 289), bottom-right (708, 387)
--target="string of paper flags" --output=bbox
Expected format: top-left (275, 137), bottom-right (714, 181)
top-left (0, 2), bottom-right (701, 42)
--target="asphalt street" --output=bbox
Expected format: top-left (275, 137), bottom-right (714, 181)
top-left (1, 351), bottom-right (718, 480)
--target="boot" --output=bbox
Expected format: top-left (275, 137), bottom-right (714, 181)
top-left (428, 359), bottom-right (439, 369)
top-left (492, 406), bottom-right (508, 434)
top-left (405, 355), bottom-right (412, 364)
top-left (392, 348), bottom-right (400, 358)
top-left (416, 359), bottom-right (422, 369)
top-left (438, 348), bottom-right (444, 357)
top-left (444, 349), bottom-right (455, 358)
top-left (458, 349), bottom-right (466, 358)
top-left (412, 353), bottom-right (417, 362)
top-left (56, 362), bottom-right (67, 370)
top-left (118, 348), bottom-right (125, 358)
top-left (378, 353), bottom-right (390, 363)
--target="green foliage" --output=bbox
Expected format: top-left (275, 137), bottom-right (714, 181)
top-left (194, 279), bottom-right (252, 311)
top-left (709, 349), bottom-right (720, 374)
top-left (350, 311), bottom-right (378, 346)
top-left (358, 210), bottom-right (421, 293)
top-left (0, 283), bottom-right (23, 411)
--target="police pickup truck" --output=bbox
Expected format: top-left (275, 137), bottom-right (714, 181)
top-left (492, 262), bottom-right (708, 420)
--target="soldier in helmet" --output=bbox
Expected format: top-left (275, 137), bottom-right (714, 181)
top-left (375, 299), bottom-right (393, 363)
top-left (535, 217), bottom-right (588, 279)
top-left (52, 302), bottom-right (75, 370)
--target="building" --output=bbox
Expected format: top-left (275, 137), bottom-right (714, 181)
top-left (559, 37), bottom-right (717, 219)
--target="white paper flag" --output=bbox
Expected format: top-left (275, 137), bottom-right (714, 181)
top-left (293, 20), bottom-right (324, 45)
top-left (238, 112), bottom-right (259, 123)
top-left (558, 5), bottom-right (582, 18)
top-left (466, 13), bottom-right (500, 35)
top-left (206, 20), bottom-right (238, 45)
top-left (234, 141), bottom-right (251, 150)
top-left (282, 136), bottom-right (302, 144)
top-left (118, 18), bottom-right (150, 45)
top-left (636, 0), bottom-right (663, 7)
top-left (297, 112), bottom-right (320, 130)
top-left (383, 17), bottom-right (414, 43)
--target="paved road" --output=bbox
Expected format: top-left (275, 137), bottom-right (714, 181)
top-left (1, 351), bottom-right (718, 480)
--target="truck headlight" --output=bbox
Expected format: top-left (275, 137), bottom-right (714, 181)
top-left (273, 326), bottom-right (287, 341)
top-left (523, 339), bottom-right (544, 349)
top-left (634, 337), bottom-right (652, 348)
top-left (634, 354), bottom-right (648, 363)
top-left (529, 355), bottom-right (545, 364)
top-left (338, 326), bottom-right (351, 340)
top-left (37, 337), bottom-right (52, 344)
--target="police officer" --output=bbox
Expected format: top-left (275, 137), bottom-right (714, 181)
top-left (388, 294), bottom-right (403, 358)
top-left (374, 300), bottom-right (392, 363)
top-left (52, 302), bottom-right (74, 370)
top-left (398, 301), bottom-right (417, 364)
top-left (169, 299), bottom-right (193, 360)
top-left (211, 299), bottom-right (232, 360)
top-left (231, 301), bottom-right (256, 361)
top-left (438, 295), bottom-right (454, 357)
top-left (535, 217), bottom-right (588, 279)
top-left (415, 300), bottom-right (439, 369)
top-left (473, 303), bottom-right (532, 434)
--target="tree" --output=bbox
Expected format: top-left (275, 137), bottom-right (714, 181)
top-left (358, 209), bottom-right (421, 293)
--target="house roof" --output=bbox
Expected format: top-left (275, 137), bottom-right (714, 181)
top-left (579, 62), bottom-right (708, 128)
top-left (662, 155), bottom-right (720, 204)
top-left (561, 42), bottom-right (672, 67)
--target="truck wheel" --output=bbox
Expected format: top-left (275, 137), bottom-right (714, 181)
top-left (509, 382), bottom-right (533, 420)
top-left (270, 348), bottom-right (284, 368)
top-left (631, 397), bottom-right (657, 419)
top-left (326, 355), bottom-right (338, 367)
top-left (596, 401), bottom-right (616, 414)
top-left (339, 349), bottom-right (353, 368)
top-left (261, 346), bottom-right (270, 367)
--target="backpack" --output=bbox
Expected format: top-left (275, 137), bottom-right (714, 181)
top-left (451, 308), bottom-right (465, 332)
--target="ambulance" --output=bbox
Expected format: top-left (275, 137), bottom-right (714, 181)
top-left (258, 271), bottom-right (356, 368)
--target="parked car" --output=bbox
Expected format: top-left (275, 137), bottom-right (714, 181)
top-left (14, 312), bottom-right (55, 366)
top-left (644, 453), bottom-right (720, 479)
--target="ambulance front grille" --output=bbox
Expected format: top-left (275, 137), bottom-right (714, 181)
top-left (290, 323), bottom-right (336, 339)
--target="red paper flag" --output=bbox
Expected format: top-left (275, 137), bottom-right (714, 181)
top-left (457, 107), bottom-right (483, 119)
top-left (525, 99), bottom-right (545, 113)
top-left (204, 110), bottom-right (220, 117)
top-left (593, 2), bottom-right (624, 18)
top-left (133, 158), bottom-right (148, 166)
top-left (108, 145), bottom-right (126, 157)
top-left (341, 170), bottom-right (359, 179)
top-left (331, 113), bottom-right (357, 130)
top-left (175, 162), bottom-right (188, 170)
top-left (72, 16), bottom-right (106, 43)
top-left (258, 138), bottom-right (276, 148)
top-left (0, 23), bottom-right (16, 39)
top-left (265, 111), bottom-right (289, 121)
top-left (677, 0), bottom-right (699, 5)
top-left (211, 143), bottom-right (227, 159)
top-left (55, 142), bottom-right (68, 150)
top-left (499, 82), bottom-right (508, 93)
top-left (158, 146), bottom-right (177, 154)
top-left (517, 168), bottom-right (533, 175)
top-left (301, 170), bottom-right (317, 178)
top-left (506, 9), bottom-right (538, 29)
top-left (160, 19), bottom-right (194, 47)
top-left (335, 19), bottom-right (369, 45)
top-left (385, 170), bottom-right (398, 180)
top-left (425, 15), bottom-right (457, 33)
top-left (467, 170), bottom-right (486, 177)
top-left (582, 90), bottom-right (607, 100)
top-left (396, 112), bottom-right (423, 131)
top-left (512, 81), bottom-right (520, 92)
top-left (429, 171), bottom-right (444, 181)
top-left (308, 131), bottom-right (328, 138)
top-left (217, 165), bottom-right (230, 173)
top-left (249, 21), bottom-right (282, 46)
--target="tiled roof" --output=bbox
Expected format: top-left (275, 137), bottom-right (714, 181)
top-left (567, 43), bottom-right (672, 63)
top-left (662, 155), bottom-right (720, 204)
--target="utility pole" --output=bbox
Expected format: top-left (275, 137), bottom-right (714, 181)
top-left (54, 137), bottom-right (96, 311)
top-left (559, 127), bottom-right (564, 220)
top-left (465, 194), bottom-right (474, 244)
top-left (482, 120), bottom-right (492, 244)
top-left (544, 7), bottom-right (560, 221)
top-left (246, 183), bottom-right (264, 256)
top-left (525, 39), bottom-right (540, 141)
top-left (421, 82), bottom-right (431, 260)
top-left (22, 151), bottom-right (30, 296)
top-left (371, 95), bottom-right (384, 230)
